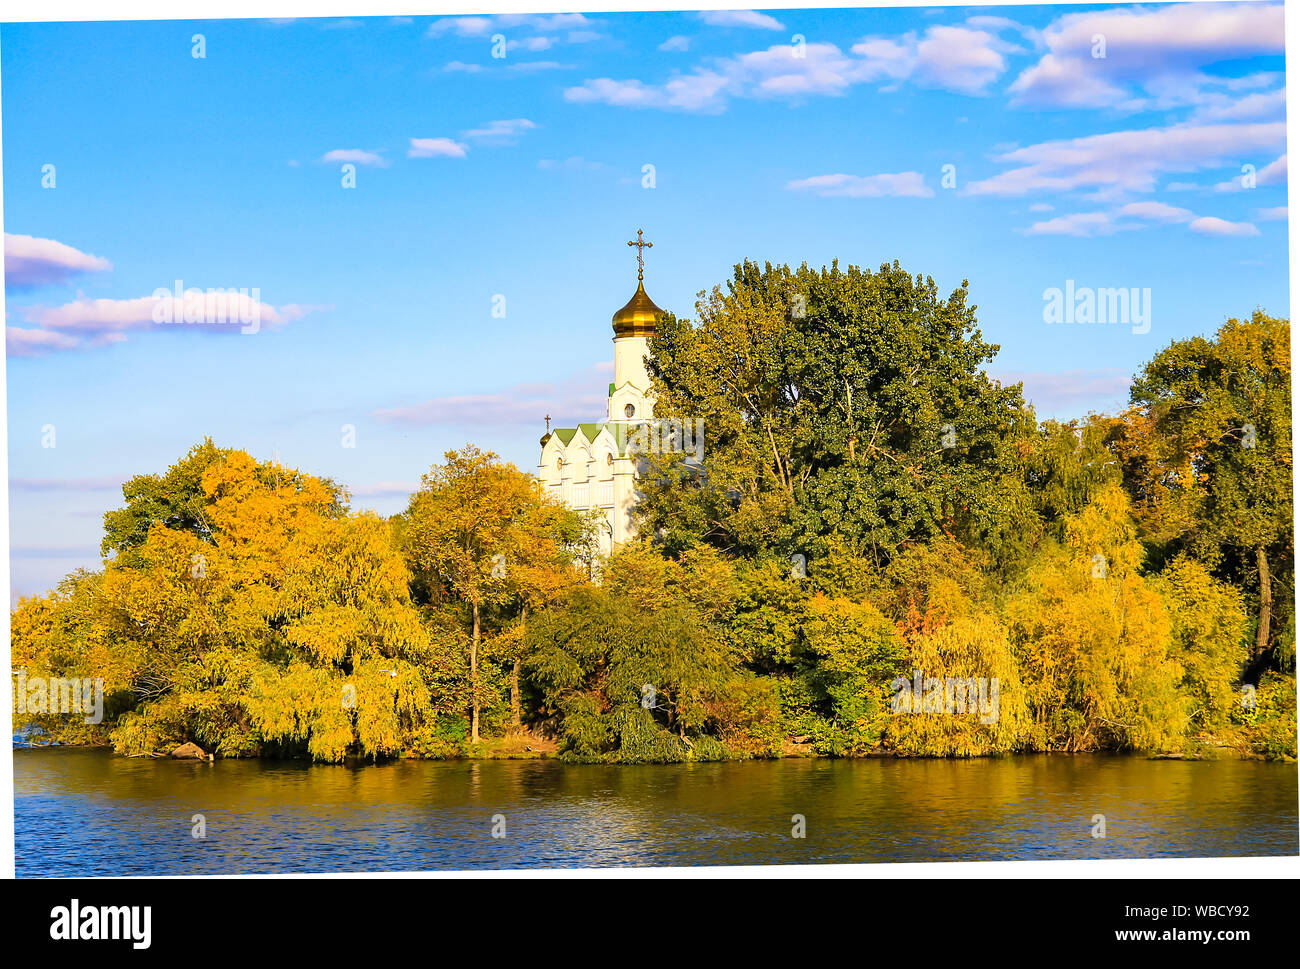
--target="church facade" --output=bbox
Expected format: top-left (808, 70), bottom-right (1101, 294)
top-left (537, 232), bottom-right (664, 557)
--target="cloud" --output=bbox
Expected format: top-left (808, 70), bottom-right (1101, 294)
top-left (426, 13), bottom-right (600, 47)
top-left (990, 368), bottom-right (1132, 416)
top-left (697, 11), bottom-right (784, 31)
top-left (6, 326), bottom-right (81, 357)
top-left (1025, 199), bottom-right (1257, 238)
top-left (1214, 153), bottom-right (1286, 192)
top-left (1115, 201), bottom-right (1195, 223)
top-left (909, 25), bottom-right (1012, 94)
top-left (786, 171), bottom-right (934, 198)
top-left (460, 118), bottom-right (538, 144)
top-left (1191, 85), bottom-right (1285, 123)
top-left (1257, 206), bottom-right (1288, 221)
top-left (444, 61), bottom-right (484, 73)
top-left (320, 149), bottom-right (387, 167)
top-left (1189, 216), bottom-right (1259, 237)
top-left (347, 481), bottom-right (420, 498)
top-left (966, 121), bottom-right (1285, 199)
top-left (1024, 211), bottom-right (1119, 237)
top-left (5, 233), bottom-right (112, 289)
top-left (9, 545), bottom-right (102, 560)
top-left (8, 475), bottom-right (127, 491)
top-left (566, 24), bottom-right (1017, 112)
top-left (408, 137), bottom-right (468, 159)
top-left (1010, 3), bottom-right (1285, 110)
top-left (659, 35), bottom-right (690, 52)
top-left (10, 290), bottom-right (321, 354)
top-left (373, 366), bottom-right (608, 428)
top-left (538, 156), bottom-right (604, 173)
top-left (508, 61), bottom-right (573, 73)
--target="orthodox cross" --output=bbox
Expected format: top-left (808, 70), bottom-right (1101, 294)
top-left (545, 414), bottom-right (551, 433)
top-left (627, 229), bottom-right (652, 281)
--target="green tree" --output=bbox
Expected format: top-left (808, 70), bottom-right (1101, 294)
top-left (642, 259), bottom-right (1034, 564)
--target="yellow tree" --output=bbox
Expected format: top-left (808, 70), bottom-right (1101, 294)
top-left (403, 446), bottom-right (563, 743)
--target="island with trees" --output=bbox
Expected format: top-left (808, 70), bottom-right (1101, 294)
top-left (11, 261), bottom-right (1295, 764)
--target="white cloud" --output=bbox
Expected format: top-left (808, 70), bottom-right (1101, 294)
top-left (508, 61), bottom-right (573, 73)
top-left (567, 23), bottom-right (1017, 112)
top-left (966, 121), bottom-right (1285, 198)
top-left (6, 326), bottom-right (80, 357)
top-left (320, 149), bottom-right (387, 167)
top-left (990, 368), bottom-right (1132, 416)
top-left (538, 156), bottom-right (604, 173)
top-left (1025, 211), bottom-right (1118, 237)
top-left (444, 61), bottom-right (483, 73)
top-left (426, 13), bottom-right (599, 45)
top-left (1189, 216), bottom-right (1260, 237)
top-left (8, 290), bottom-right (321, 355)
top-left (372, 366), bottom-right (608, 428)
top-left (697, 10), bottom-right (784, 31)
top-left (460, 118), bottom-right (538, 144)
top-left (348, 481), bottom-right (420, 498)
top-left (1116, 201), bottom-right (1194, 223)
top-left (408, 137), bottom-right (468, 159)
top-left (1214, 153), bottom-right (1286, 192)
top-left (912, 25), bottom-right (1009, 94)
top-left (659, 35), bottom-right (690, 52)
top-left (1257, 205), bottom-right (1288, 221)
top-left (786, 171), bottom-right (934, 198)
top-left (1025, 198), bottom-right (1260, 238)
top-left (1010, 3), bottom-right (1285, 110)
top-left (5, 233), bottom-right (112, 288)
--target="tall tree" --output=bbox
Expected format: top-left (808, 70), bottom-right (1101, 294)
top-left (1118, 311), bottom-right (1293, 666)
top-left (403, 446), bottom-right (581, 742)
top-left (643, 259), bottom-right (1033, 564)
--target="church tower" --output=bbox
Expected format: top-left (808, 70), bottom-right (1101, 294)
top-left (608, 229), bottom-right (660, 427)
top-left (537, 230), bottom-right (665, 556)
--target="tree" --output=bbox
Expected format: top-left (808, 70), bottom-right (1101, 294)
top-left (1005, 486), bottom-right (1185, 752)
top-left (402, 445), bottom-right (585, 742)
top-left (1119, 311), bottom-right (1292, 667)
top-left (16, 443), bottom-right (438, 762)
top-left (642, 259), bottom-right (1033, 564)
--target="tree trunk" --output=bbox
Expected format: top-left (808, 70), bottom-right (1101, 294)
top-left (511, 605), bottom-right (526, 730)
top-left (1255, 546), bottom-right (1272, 661)
top-left (471, 600), bottom-right (480, 744)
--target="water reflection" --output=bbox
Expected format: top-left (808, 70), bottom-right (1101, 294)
top-left (14, 749), bottom-right (1298, 874)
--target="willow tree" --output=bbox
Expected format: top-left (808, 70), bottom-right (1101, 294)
top-left (14, 445), bottom-right (435, 762)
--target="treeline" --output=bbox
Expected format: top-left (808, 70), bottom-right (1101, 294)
top-left (10, 260), bottom-right (1295, 762)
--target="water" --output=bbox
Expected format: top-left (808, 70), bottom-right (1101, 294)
top-left (14, 748), bottom-right (1298, 874)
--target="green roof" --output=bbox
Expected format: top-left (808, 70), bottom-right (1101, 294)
top-left (548, 421), bottom-right (650, 456)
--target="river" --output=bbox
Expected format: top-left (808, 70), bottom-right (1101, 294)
top-left (14, 748), bottom-right (1298, 874)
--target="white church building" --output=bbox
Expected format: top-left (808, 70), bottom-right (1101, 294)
top-left (537, 231), bottom-right (665, 557)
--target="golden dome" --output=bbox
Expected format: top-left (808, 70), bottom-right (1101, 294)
top-left (612, 279), bottom-right (663, 338)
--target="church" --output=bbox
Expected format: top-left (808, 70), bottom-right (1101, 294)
top-left (537, 231), bottom-right (666, 557)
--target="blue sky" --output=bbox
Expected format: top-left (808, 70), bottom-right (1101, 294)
top-left (2, 4), bottom-right (1289, 598)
